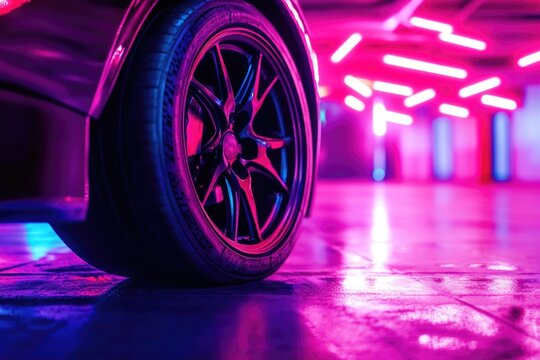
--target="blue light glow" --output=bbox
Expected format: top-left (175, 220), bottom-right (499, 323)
top-left (373, 168), bottom-right (386, 181)
top-left (433, 117), bottom-right (453, 180)
top-left (493, 112), bottom-right (511, 181)
top-left (373, 143), bottom-right (386, 181)
top-left (23, 223), bottom-right (65, 260)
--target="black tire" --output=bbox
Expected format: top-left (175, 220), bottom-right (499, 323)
top-left (52, 0), bottom-right (314, 284)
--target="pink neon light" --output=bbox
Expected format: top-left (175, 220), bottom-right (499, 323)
top-left (404, 89), bottom-right (436, 108)
top-left (383, 55), bottom-right (468, 79)
top-left (481, 95), bottom-right (518, 111)
top-left (331, 33), bottom-right (362, 63)
top-left (385, 110), bottom-right (413, 125)
top-left (373, 102), bottom-right (387, 137)
top-left (345, 95), bottom-right (366, 112)
top-left (518, 50), bottom-right (540, 68)
top-left (344, 75), bottom-right (373, 98)
top-left (383, 0), bottom-right (423, 31)
top-left (459, 77), bottom-right (501, 98)
top-left (0, 0), bottom-right (30, 15)
top-left (440, 103), bottom-right (470, 118)
top-left (439, 33), bottom-right (487, 51)
top-left (383, 17), bottom-right (400, 31)
top-left (373, 81), bottom-right (413, 96)
top-left (409, 17), bottom-right (453, 33)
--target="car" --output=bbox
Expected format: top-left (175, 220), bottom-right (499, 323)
top-left (0, 0), bottom-right (320, 284)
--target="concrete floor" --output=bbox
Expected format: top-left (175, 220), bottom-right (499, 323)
top-left (1, 181), bottom-right (540, 359)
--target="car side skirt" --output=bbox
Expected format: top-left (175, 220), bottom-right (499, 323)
top-left (0, 90), bottom-right (88, 222)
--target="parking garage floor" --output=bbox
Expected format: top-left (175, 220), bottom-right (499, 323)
top-left (0, 181), bottom-right (540, 359)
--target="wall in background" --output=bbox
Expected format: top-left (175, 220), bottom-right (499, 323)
top-left (319, 85), bottom-right (540, 182)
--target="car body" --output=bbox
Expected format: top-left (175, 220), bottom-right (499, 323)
top-left (0, 0), bottom-right (319, 223)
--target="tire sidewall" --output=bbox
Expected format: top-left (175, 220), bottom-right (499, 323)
top-left (136, 1), bottom-right (314, 281)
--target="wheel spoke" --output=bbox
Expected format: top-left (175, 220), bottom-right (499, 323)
top-left (214, 44), bottom-right (236, 119)
top-left (198, 157), bottom-right (228, 205)
top-left (242, 124), bottom-right (292, 150)
top-left (256, 135), bottom-right (291, 150)
top-left (201, 130), bottom-right (221, 154)
top-left (232, 171), bottom-right (261, 241)
top-left (190, 78), bottom-right (222, 114)
top-left (236, 54), bottom-right (279, 123)
top-left (242, 146), bottom-right (288, 193)
top-left (224, 176), bottom-right (240, 241)
top-left (254, 76), bottom-right (278, 116)
top-left (235, 53), bottom-right (261, 107)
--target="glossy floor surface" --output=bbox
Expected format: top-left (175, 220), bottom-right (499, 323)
top-left (1, 181), bottom-right (540, 359)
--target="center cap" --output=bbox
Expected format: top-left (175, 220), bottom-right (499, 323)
top-left (223, 132), bottom-right (240, 162)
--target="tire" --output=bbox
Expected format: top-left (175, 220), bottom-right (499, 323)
top-left (52, 0), bottom-right (314, 284)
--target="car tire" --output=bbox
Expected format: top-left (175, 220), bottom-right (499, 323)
top-left (52, 0), bottom-right (314, 284)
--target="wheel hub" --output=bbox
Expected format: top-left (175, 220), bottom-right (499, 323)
top-left (222, 132), bottom-right (240, 163)
top-left (183, 31), bottom-right (305, 253)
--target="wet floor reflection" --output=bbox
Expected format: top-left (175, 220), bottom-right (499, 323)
top-left (0, 182), bottom-right (540, 358)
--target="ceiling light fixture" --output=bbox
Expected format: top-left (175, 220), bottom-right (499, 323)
top-left (344, 75), bottom-right (373, 98)
top-left (345, 95), bottom-right (366, 112)
top-left (440, 103), bottom-right (470, 118)
top-left (459, 77), bottom-right (501, 98)
top-left (373, 81), bottom-right (414, 96)
top-left (383, 55), bottom-right (468, 79)
top-left (373, 102), bottom-right (387, 136)
top-left (481, 95), bottom-right (518, 110)
top-left (518, 50), bottom-right (540, 68)
top-left (409, 17), bottom-right (453, 33)
top-left (385, 111), bottom-right (413, 125)
top-left (331, 33), bottom-right (363, 63)
top-left (439, 33), bottom-right (487, 51)
top-left (404, 89), bottom-right (436, 108)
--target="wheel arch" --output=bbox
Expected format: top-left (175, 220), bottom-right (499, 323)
top-left (90, 0), bottom-right (320, 214)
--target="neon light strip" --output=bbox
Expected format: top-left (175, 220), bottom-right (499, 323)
top-left (518, 50), bottom-right (540, 68)
top-left (373, 102), bottom-right (387, 137)
top-left (410, 17), bottom-right (453, 33)
top-left (440, 103), bottom-right (470, 118)
top-left (331, 33), bottom-right (362, 63)
top-left (373, 81), bottom-right (413, 96)
top-left (344, 95), bottom-right (366, 112)
top-left (385, 111), bottom-right (413, 125)
top-left (404, 89), bottom-right (436, 107)
top-left (344, 75), bottom-right (373, 98)
top-left (481, 95), bottom-right (518, 110)
top-left (383, 55), bottom-right (468, 79)
top-left (459, 77), bottom-right (501, 98)
top-left (439, 33), bottom-right (487, 51)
